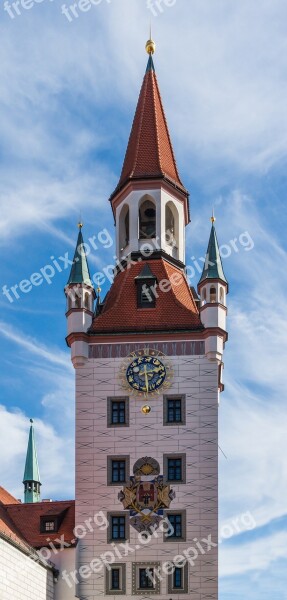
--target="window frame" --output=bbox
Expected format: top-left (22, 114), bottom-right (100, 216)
top-left (163, 453), bottom-right (186, 484)
top-left (132, 562), bottom-right (160, 595)
top-left (167, 562), bottom-right (189, 594)
top-left (107, 397), bottom-right (129, 428)
top-left (163, 394), bottom-right (186, 426)
top-left (107, 455), bottom-right (130, 486)
top-left (105, 563), bottom-right (126, 595)
top-left (107, 512), bottom-right (129, 542)
top-left (163, 510), bottom-right (186, 542)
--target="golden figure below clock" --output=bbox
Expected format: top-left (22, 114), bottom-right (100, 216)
top-left (120, 348), bottom-right (173, 398)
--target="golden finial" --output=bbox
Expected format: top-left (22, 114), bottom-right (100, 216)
top-left (210, 208), bottom-right (216, 224)
top-left (97, 286), bottom-right (101, 295)
top-left (78, 221), bottom-right (83, 229)
top-left (145, 37), bottom-right (156, 55)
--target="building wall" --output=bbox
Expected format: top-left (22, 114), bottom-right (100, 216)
top-left (0, 537), bottom-right (54, 600)
top-left (75, 343), bottom-right (218, 600)
top-left (52, 548), bottom-right (76, 600)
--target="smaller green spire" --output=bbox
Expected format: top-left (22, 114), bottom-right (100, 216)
top-left (67, 223), bottom-right (93, 287)
top-left (199, 219), bottom-right (227, 285)
top-left (23, 419), bottom-right (41, 503)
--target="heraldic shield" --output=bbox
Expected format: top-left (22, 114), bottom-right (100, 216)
top-left (118, 457), bottom-right (175, 533)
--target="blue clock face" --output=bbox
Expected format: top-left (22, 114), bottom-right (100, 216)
top-left (126, 355), bottom-right (167, 394)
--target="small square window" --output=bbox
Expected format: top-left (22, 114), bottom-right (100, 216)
top-left (45, 521), bottom-right (55, 532)
top-left (107, 397), bottom-right (129, 427)
top-left (107, 456), bottom-right (130, 486)
top-left (164, 395), bottom-right (186, 425)
top-left (163, 454), bottom-right (186, 484)
top-left (106, 564), bottom-right (126, 595)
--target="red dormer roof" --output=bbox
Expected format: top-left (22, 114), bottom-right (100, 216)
top-left (90, 259), bottom-right (202, 334)
top-left (0, 498), bottom-right (75, 550)
top-left (111, 56), bottom-right (187, 200)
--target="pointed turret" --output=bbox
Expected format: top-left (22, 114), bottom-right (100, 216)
top-left (111, 39), bottom-right (189, 266)
top-left (23, 419), bottom-right (41, 503)
top-left (67, 224), bottom-right (93, 287)
top-left (65, 223), bottom-right (95, 368)
top-left (199, 217), bottom-right (227, 286)
top-left (198, 215), bottom-right (228, 363)
top-left (111, 42), bottom-right (187, 201)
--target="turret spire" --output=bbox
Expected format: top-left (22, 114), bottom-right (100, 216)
top-left (67, 223), bottom-right (93, 287)
top-left (23, 419), bottom-right (41, 503)
top-left (110, 39), bottom-right (187, 201)
top-left (199, 217), bottom-right (227, 285)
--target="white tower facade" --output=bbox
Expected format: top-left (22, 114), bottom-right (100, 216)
top-left (67, 41), bottom-right (228, 600)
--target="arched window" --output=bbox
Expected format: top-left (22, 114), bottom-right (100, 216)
top-left (84, 292), bottom-right (90, 310)
top-left (67, 295), bottom-right (72, 311)
top-left (202, 288), bottom-right (207, 305)
top-left (75, 295), bottom-right (81, 309)
top-left (210, 287), bottom-right (216, 303)
top-left (139, 199), bottom-right (156, 239)
top-left (119, 205), bottom-right (129, 252)
top-left (165, 204), bottom-right (175, 245)
top-left (220, 287), bottom-right (224, 304)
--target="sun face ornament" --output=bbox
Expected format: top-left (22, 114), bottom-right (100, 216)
top-left (120, 348), bottom-right (173, 398)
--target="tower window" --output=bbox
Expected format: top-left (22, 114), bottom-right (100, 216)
top-left (44, 521), bottom-right (55, 532)
top-left (75, 295), bottom-right (81, 308)
top-left (111, 516), bottom-right (126, 540)
top-left (164, 510), bottom-right (186, 542)
top-left (139, 568), bottom-right (154, 589)
top-left (164, 454), bottom-right (186, 484)
top-left (107, 456), bottom-right (129, 486)
top-left (139, 199), bottom-right (156, 239)
top-left (111, 568), bottom-right (120, 590)
top-left (210, 286), bottom-right (216, 303)
top-left (167, 514), bottom-right (182, 538)
top-left (164, 395), bottom-right (186, 426)
top-left (84, 292), bottom-right (90, 310)
top-left (108, 397), bottom-right (129, 427)
top-left (220, 286), bottom-right (224, 304)
top-left (139, 283), bottom-right (156, 308)
top-left (173, 567), bottom-right (183, 589)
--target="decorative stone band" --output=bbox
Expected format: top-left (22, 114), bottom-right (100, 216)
top-left (89, 340), bottom-right (205, 359)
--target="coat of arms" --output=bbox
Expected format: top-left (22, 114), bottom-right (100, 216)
top-left (118, 457), bottom-right (175, 533)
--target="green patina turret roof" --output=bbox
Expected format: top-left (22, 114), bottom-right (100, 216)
top-left (23, 420), bottom-right (41, 485)
top-left (199, 222), bottom-right (227, 285)
top-left (67, 225), bottom-right (93, 287)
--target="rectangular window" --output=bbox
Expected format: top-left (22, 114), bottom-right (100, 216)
top-left (108, 397), bottom-right (129, 427)
top-left (168, 458), bottom-right (182, 481)
top-left (112, 401), bottom-right (126, 424)
top-left (168, 562), bottom-right (188, 594)
top-left (45, 521), bottom-right (55, 532)
top-left (106, 564), bottom-right (126, 595)
top-left (132, 562), bottom-right (160, 595)
top-left (163, 395), bottom-right (186, 426)
top-left (164, 454), bottom-right (186, 484)
top-left (137, 282), bottom-right (156, 308)
top-left (139, 568), bottom-right (154, 589)
top-left (173, 567), bottom-right (182, 589)
top-left (112, 460), bottom-right (126, 483)
top-left (107, 456), bottom-right (129, 486)
top-left (168, 514), bottom-right (182, 538)
top-left (111, 568), bottom-right (120, 590)
top-left (111, 516), bottom-right (126, 541)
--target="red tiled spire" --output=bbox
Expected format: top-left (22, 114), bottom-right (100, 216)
top-left (111, 55), bottom-right (187, 198)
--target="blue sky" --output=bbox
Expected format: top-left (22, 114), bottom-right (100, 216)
top-left (0, 0), bottom-right (287, 597)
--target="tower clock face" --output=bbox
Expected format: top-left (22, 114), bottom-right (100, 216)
top-left (120, 348), bottom-right (173, 398)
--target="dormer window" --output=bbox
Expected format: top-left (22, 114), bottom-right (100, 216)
top-left (135, 264), bottom-right (157, 309)
top-left (44, 521), bottom-right (55, 532)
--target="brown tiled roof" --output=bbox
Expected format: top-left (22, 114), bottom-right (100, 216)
top-left (4, 500), bottom-right (75, 549)
top-left (0, 486), bottom-right (20, 505)
top-left (112, 57), bottom-right (187, 197)
top-left (90, 259), bottom-right (202, 334)
top-left (0, 503), bottom-right (30, 551)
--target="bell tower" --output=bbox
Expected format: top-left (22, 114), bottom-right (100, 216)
top-left (67, 38), bottom-right (228, 600)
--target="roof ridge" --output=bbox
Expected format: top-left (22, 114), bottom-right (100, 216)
top-left (162, 262), bottom-right (199, 315)
top-left (152, 71), bottom-right (181, 184)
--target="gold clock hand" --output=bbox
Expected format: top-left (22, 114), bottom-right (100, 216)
top-left (144, 364), bottom-right (149, 393)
